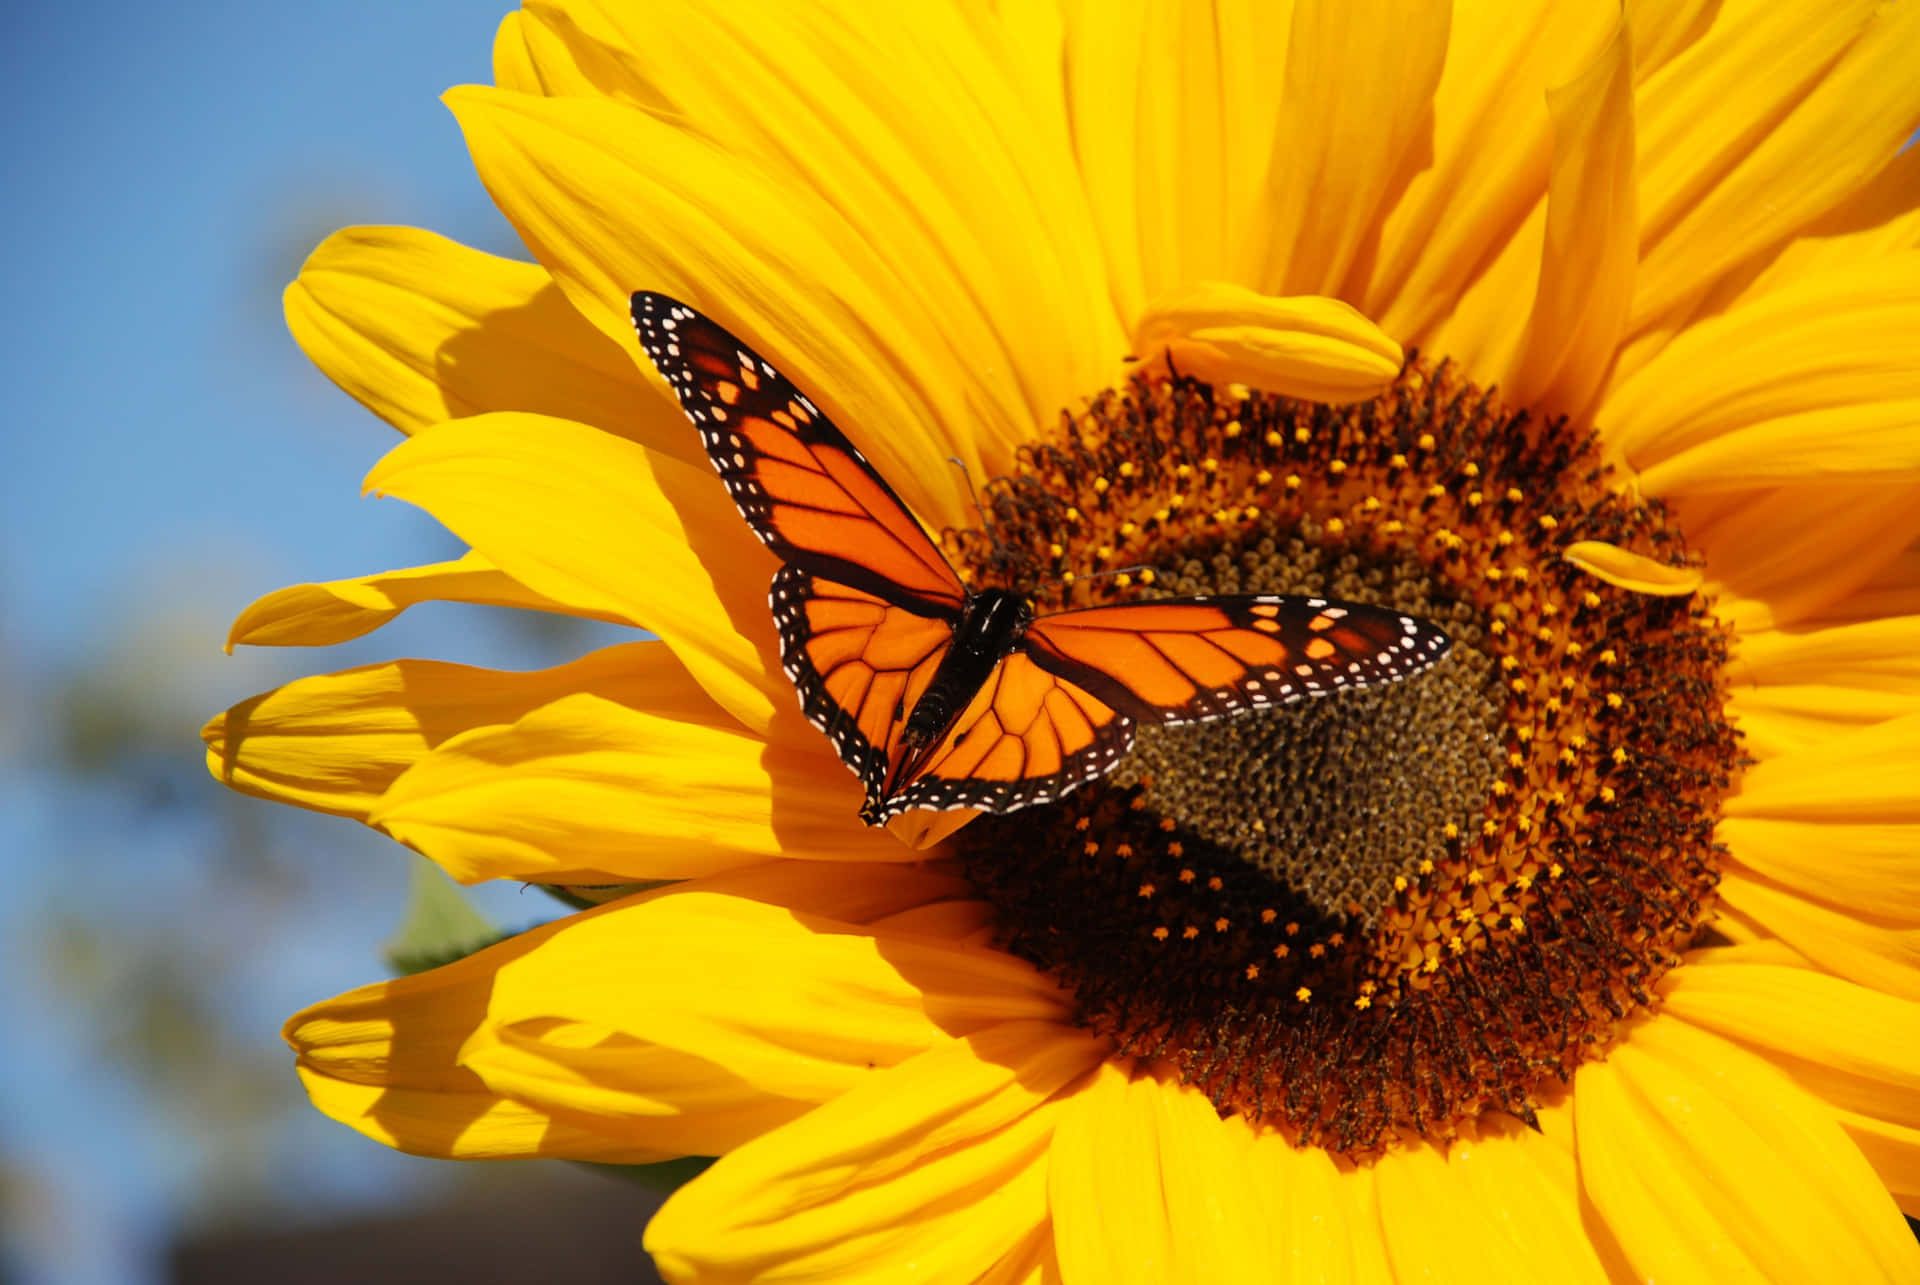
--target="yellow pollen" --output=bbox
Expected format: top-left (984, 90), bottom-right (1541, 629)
top-left (1175, 464), bottom-right (1193, 480)
top-left (1539, 514), bottom-right (1560, 531)
top-left (1612, 747), bottom-right (1630, 765)
top-left (1119, 520), bottom-right (1137, 536)
top-left (1599, 648), bottom-right (1618, 665)
top-left (1389, 453), bottom-right (1408, 468)
top-left (1138, 569), bottom-right (1155, 584)
top-left (1549, 862), bottom-right (1565, 878)
top-left (1246, 965), bottom-right (1261, 980)
top-left (1606, 692), bottom-right (1624, 709)
top-left (1325, 517), bottom-right (1345, 536)
top-left (1506, 488), bottom-right (1524, 503)
top-left (1466, 869), bottom-right (1485, 885)
top-left (1167, 841), bottom-right (1184, 857)
top-left (1254, 469), bottom-right (1272, 486)
top-left (1600, 786), bottom-right (1617, 803)
top-left (1215, 918), bottom-right (1230, 933)
top-left (1118, 461), bottom-right (1136, 477)
top-left (1207, 876), bottom-right (1224, 891)
top-left (1049, 542), bottom-right (1064, 558)
top-left (1294, 427), bottom-right (1310, 444)
top-left (1260, 908), bottom-right (1277, 923)
top-left (1153, 926), bottom-right (1170, 941)
top-left (1183, 926), bottom-right (1200, 940)
top-left (1062, 571), bottom-right (1078, 585)
top-left (1224, 420), bottom-right (1242, 438)
top-left (1094, 477), bottom-right (1110, 493)
top-left (1265, 429), bottom-right (1284, 447)
top-left (1274, 944), bottom-right (1290, 959)
top-left (1179, 868), bottom-right (1196, 883)
top-left (1115, 843), bottom-right (1133, 858)
top-left (1296, 987), bottom-right (1312, 1003)
top-left (1074, 817), bottom-right (1090, 831)
top-left (1382, 519), bottom-right (1405, 535)
top-left (1329, 459), bottom-right (1347, 475)
top-left (1509, 916), bottom-right (1526, 933)
top-left (1416, 433), bottom-right (1435, 451)
top-left (1462, 463), bottom-right (1481, 479)
top-left (1065, 506), bottom-right (1081, 522)
top-left (1309, 943), bottom-right (1326, 958)
top-left (1394, 875), bottom-right (1409, 892)
top-left (1285, 475), bottom-right (1302, 491)
top-left (1354, 995), bottom-right (1372, 1010)
top-left (1583, 591), bottom-right (1602, 609)
top-left (1138, 883), bottom-right (1156, 898)
top-left (1083, 841), bottom-right (1099, 856)
top-left (1285, 922), bottom-right (1300, 936)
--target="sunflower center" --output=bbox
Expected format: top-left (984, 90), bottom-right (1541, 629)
top-left (946, 364), bottom-right (1738, 1158)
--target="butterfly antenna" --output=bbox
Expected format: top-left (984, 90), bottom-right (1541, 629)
top-left (946, 456), bottom-right (1008, 559)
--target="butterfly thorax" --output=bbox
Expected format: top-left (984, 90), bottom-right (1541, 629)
top-left (882, 589), bottom-right (1034, 801)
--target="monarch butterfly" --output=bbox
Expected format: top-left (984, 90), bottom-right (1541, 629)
top-left (631, 292), bottom-right (1452, 825)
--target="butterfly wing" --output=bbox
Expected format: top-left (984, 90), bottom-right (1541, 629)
top-left (1022, 595), bottom-right (1452, 724)
top-left (770, 564), bottom-right (958, 805)
top-left (631, 291), bottom-right (966, 616)
top-left (862, 650), bottom-right (1135, 823)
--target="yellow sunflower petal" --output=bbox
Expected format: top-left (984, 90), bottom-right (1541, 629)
top-left (491, 9), bottom-right (608, 99)
top-left (1257, 0), bottom-right (1451, 299)
top-left (1716, 871), bottom-right (1920, 1003)
top-left (1372, 1122), bottom-right (1618, 1284)
top-left (1147, 1082), bottom-right (1268, 1281)
top-left (1505, 19), bottom-right (1635, 419)
top-left (645, 1022), bottom-right (1103, 1283)
top-left (1834, 1108), bottom-right (1920, 1219)
top-left (1731, 612), bottom-right (1920, 694)
top-left (293, 1064), bottom-right (651, 1162)
top-left (1575, 1016), bottom-right (1920, 1283)
top-left (1049, 1059), bottom-right (1172, 1281)
top-left (1660, 964), bottom-right (1920, 1129)
top-left (1684, 481), bottom-right (1920, 630)
top-left (1720, 816), bottom-right (1920, 922)
top-left (1132, 282), bottom-right (1402, 404)
top-left (224, 549), bottom-right (627, 650)
top-left (1059, 0), bottom-right (1290, 309)
top-left (363, 411), bottom-right (787, 736)
top-left (443, 81), bottom-right (1055, 519)
top-left (368, 691), bottom-right (900, 884)
top-left (975, 1218), bottom-right (1059, 1285)
top-left (1728, 685), bottom-right (1920, 762)
top-left (285, 226), bottom-right (680, 453)
top-left (513, 0), bottom-right (1122, 455)
top-left (1605, 255), bottom-right (1920, 490)
top-left (1629, 0), bottom-right (1920, 333)
top-left (1364, 0), bottom-right (1615, 353)
top-left (1561, 540), bottom-right (1702, 596)
top-left (204, 642), bottom-right (710, 819)
top-left (1239, 1122), bottom-right (1359, 1285)
top-left (1727, 709), bottom-right (1920, 825)
top-left (288, 872), bottom-right (1070, 1161)
top-left (1728, 142), bottom-right (1920, 302)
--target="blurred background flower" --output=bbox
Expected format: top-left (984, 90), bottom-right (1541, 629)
top-left (1, 4), bottom-right (662, 1280)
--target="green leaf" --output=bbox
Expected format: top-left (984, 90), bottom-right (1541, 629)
top-left (384, 857), bottom-right (508, 975)
top-left (581, 1156), bottom-right (716, 1191)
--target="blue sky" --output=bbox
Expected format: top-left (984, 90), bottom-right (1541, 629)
top-left (1, 4), bottom-right (613, 1280)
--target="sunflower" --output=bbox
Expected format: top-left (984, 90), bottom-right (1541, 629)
top-left (208, 0), bottom-right (1920, 1278)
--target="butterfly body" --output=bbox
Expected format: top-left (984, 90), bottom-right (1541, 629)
top-left (632, 291), bottom-right (1454, 826)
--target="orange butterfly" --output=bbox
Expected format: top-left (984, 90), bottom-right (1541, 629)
top-left (632, 293), bottom-right (1451, 824)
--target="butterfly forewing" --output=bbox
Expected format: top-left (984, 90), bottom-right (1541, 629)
top-left (1024, 595), bottom-right (1452, 724)
top-left (632, 292), bottom-right (965, 616)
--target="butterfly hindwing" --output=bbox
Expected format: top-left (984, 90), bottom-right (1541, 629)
top-left (632, 291), bottom-right (965, 616)
top-left (770, 564), bottom-right (956, 803)
top-left (1023, 594), bottom-right (1452, 725)
top-left (867, 652), bottom-right (1135, 822)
